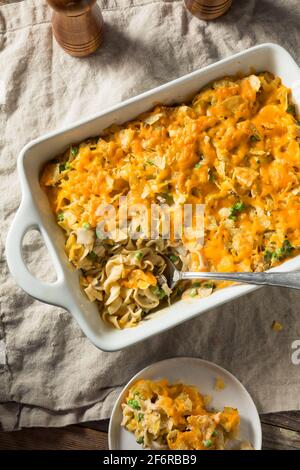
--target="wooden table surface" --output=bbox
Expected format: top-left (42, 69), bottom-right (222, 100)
top-left (1, 412), bottom-right (300, 450)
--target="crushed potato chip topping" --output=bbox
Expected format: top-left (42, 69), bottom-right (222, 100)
top-left (41, 73), bottom-right (300, 328)
top-left (122, 379), bottom-right (252, 450)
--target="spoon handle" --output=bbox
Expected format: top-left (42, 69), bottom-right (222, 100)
top-left (180, 271), bottom-right (300, 289)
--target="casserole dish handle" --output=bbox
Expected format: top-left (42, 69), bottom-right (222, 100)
top-left (6, 202), bottom-right (66, 307)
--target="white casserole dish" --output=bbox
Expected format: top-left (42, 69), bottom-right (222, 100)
top-left (5, 43), bottom-right (300, 351)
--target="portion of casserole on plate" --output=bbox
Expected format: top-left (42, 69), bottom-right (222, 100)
top-left (121, 379), bottom-right (253, 450)
top-left (41, 72), bottom-right (300, 329)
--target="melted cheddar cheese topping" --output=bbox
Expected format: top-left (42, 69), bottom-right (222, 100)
top-left (41, 73), bottom-right (300, 328)
top-left (122, 379), bottom-right (252, 450)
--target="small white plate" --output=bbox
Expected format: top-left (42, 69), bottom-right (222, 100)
top-left (108, 357), bottom-right (262, 450)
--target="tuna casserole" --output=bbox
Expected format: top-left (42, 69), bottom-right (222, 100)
top-left (121, 379), bottom-right (253, 450)
top-left (41, 72), bottom-right (300, 329)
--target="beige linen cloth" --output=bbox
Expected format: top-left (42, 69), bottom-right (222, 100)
top-left (1, 0), bottom-right (300, 431)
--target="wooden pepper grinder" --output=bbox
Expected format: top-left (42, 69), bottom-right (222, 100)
top-left (185, 0), bottom-right (233, 21)
top-left (47, 0), bottom-right (104, 57)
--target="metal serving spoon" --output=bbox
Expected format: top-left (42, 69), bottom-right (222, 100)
top-left (162, 256), bottom-right (300, 290)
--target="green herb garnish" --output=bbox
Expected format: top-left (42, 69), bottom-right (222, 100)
top-left (127, 399), bottom-right (141, 410)
top-left (287, 104), bottom-right (296, 116)
top-left (229, 201), bottom-right (246, 220)
top-left (276, 239), bottom-right (294, 260)
top-left (82, 222), bottom-right (90, 229)
top-left (59, 162), bottom-right (70, 173)
top-left (135, 251), bottom-right (143, 261)
top-left (146, 160), bottom-right (155, 166)
top-left (203, 282), bottom-right (214, 289)
top-left (250, 134), bottom-right (261, 142)
top-left (264, 240), bottom-right (294, 263)
top-left (211, 430), bottom-right (217, 437)
top-left (192, 282), bottom-right (201, 288)
top-left (151, 286), bottom-right (167, 299)
top-left (203, 439), bottom-right (212, 448)
top-left (169, 254), bottom-right (179, 263)
top-left (161, 193), bottom-right (174, 205)
top-left (136, 437), bottom-right (144, 444)
top-left (208, 168), bottom-right (216, 182)
top-left (137, 413), bottom-right (144, 422)
top-left (87, 251), bottom-right (97, 261)
top-left (57, 212), bottom-right (64, 222)
top-left (263, 250), bottom-right (273, 262)
top-left (189, 288), bottom-right (198, 297)
top-left (194, 162), bottom-right (202, 169)
top-left (70, 146), bottom-right (79, 157)
top-left (174, 287), bottom-right (183, 298)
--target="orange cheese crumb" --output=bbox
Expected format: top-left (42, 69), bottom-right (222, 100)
top-left (215, 377), bottom-right (226, 391)
top-left (272, 321), bottom-right (283, 332)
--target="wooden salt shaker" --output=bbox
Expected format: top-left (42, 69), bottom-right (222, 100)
top-left (47, 0), bottom-right (104, 57)
top-left (185, 0), bottom-right (233, 21)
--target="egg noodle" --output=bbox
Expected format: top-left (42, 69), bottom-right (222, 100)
top-left (41, 72), bottom-right (300, 329)
top-left (121, 379), bottom-right (253, 450)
